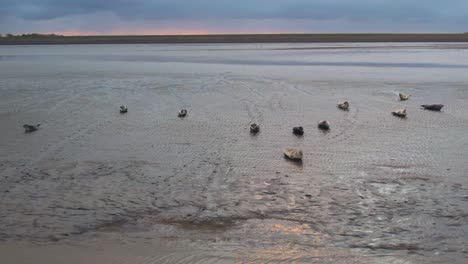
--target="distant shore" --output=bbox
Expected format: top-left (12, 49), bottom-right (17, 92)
top-left (1, 33), bottom-right (468, 45)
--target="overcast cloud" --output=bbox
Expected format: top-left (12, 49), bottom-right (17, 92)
top-left (1, 0), bottom-right (467, 34)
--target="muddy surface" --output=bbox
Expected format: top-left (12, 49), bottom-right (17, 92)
top-left (0, 43), bottom-right (467, 263)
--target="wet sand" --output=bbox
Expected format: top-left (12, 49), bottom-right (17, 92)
top-left (0, 43), bottom-right (467, 263)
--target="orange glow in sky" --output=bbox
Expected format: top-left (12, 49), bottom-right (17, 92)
top-left (50, 28), bottom-right (288, 36)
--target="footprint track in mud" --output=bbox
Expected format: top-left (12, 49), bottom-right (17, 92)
top-left (215, 74), bottom-right (295, 126)
top-left (201, 72), bottom-right (231, 92)
top-left (243, 102), bottom-right (264, 125)
top-left (7, 77), bottom-right (92, 114)
top-left (324, 104), bottom-right (361, 144)
top-left (236, 78), bottom-right (265, 100)
top-left (290, 83), bottom-right (316, 97)
top-left (111, 252), bottom-right (227, 264)
top-left (259, 80), bottom-right (361, 145)
top-left (5, 86), bottom-right (67, 113)
top-left (219, 78), bottom-right (265, 125)
top-left (265, 80), bottom-right (289, 113)
top-left (6, 100), bottom-right (99, 154)
top-left (167, 84), bottom-right (188, 108)
top-left (152, 135), bottom-right (230, 212)
top-left (23, 115), bottom-right (116, 169)
top-left (152, 116), bottom-right (238, 217)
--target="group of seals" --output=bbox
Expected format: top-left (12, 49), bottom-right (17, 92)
top-left (281, 95), bottom-right (444, 161)
top-left (251, 121), bottom-right (330, 138)
top-left (24, 105), bottom-right (188, 133)
top-left (252, 101), bottom-right (345, 162)
top-left (392, 92), bottom-right (444, 118)
top-left (22, 96), bottom-right (445, 165)
top-left (119, 106), bottom-right (189, 117)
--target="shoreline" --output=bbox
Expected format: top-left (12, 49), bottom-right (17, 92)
top-left (2, 33), bottom-right (468, 45)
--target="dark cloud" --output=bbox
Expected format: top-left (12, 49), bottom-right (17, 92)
top-left (2, 0), bottom-right (468, 21)
top-left (1, 0), bottom-right (468, 33)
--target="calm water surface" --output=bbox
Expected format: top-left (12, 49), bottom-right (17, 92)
top-left (0, 43), bottom-right (467, 263)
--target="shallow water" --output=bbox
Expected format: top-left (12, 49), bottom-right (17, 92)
top-left (0, 43), bottom-right (467, 263)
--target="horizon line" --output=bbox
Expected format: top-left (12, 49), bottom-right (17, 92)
top-left (7, 32), bottom-right (468, 37)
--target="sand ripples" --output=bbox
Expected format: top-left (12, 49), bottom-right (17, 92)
top-left (1, 44), bottom-right (467, 263)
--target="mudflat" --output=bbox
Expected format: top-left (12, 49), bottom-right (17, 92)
top-left (0, 43), bottom-right (467, 263)
top-left (2, 33), bottom-right (468, 45)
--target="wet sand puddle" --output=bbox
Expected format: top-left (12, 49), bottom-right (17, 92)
top-left (0, 43), bottom-right (468, 263)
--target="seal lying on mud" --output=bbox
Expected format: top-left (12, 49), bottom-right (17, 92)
top-left (178, 109), bottom-right (187, 117)
top-left (421, 104), bottom-right (443, 111)
top-left (392, 108), bottom-right (407, 118)
top-left (292, 126), bottom-right (304, 135)
top-left (337, 101), bottom-right (349, 111)
top-left (318, 120), bottom-right (330, 130)
top-left (250, 123), bottom-right (260, 134)
top-left (23, 124), bottom-right (40, 133)
top-left (399, 93), bottom-right (410, 101)
top-left (119, 106), bottom-right (128, 113)
top-left (283, 148), bottom-right (303, 161)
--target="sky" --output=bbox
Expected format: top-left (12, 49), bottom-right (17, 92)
top-left (1, 0), bottom-right (468, 35)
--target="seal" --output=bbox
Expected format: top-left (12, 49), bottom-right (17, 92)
top-left (399, 93), bottom-right (410, 101)
top-left (293, 126), bottom-right (304, 135)
top-left (23, 124), bottom-right (40, 133)
top-left (392, 108), bottom-right (407, 118)
top-left (250, 123), bottom-right (260, 134)
top-left (318, 120), bottom-right (330, 130)
top-left (283, 148), bottom-right (303, 161)
top-left (119, 106), bottom-right (128, 113)
top-left (421, 104), bottom-right (443, 111)
top-left (337, 101), bottom-right (349, 111)
top-left (178, 109), bottom-right (188, 117)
